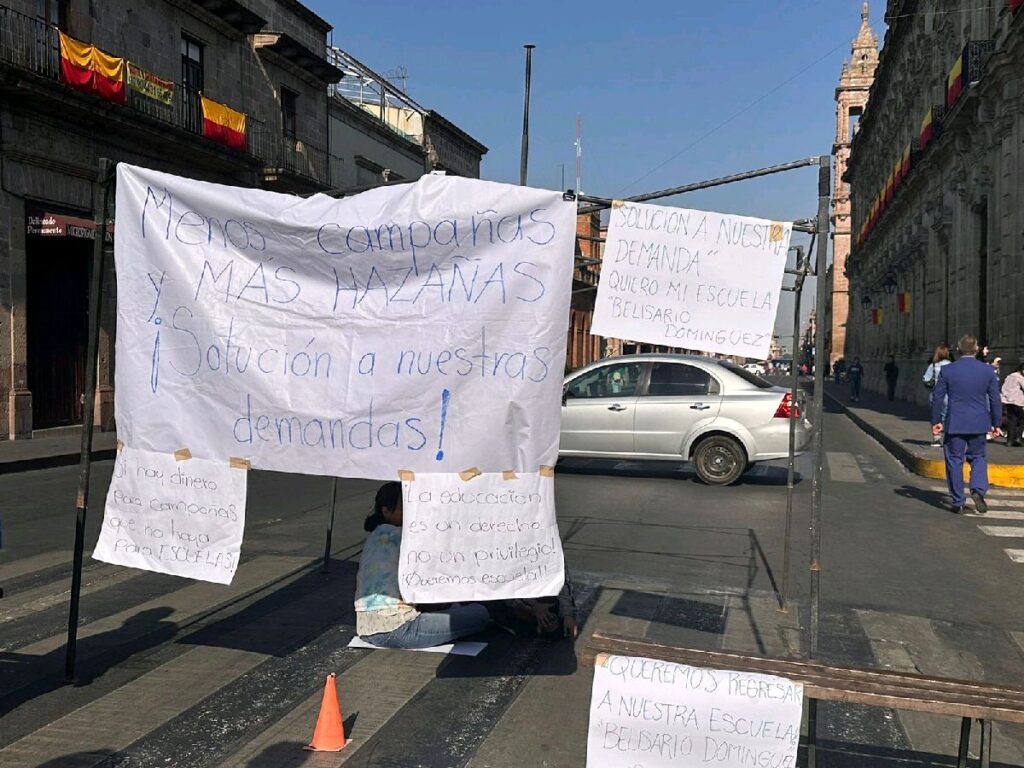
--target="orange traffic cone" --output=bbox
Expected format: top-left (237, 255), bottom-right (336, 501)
top-left (305, 673), bottom-right (350, 752)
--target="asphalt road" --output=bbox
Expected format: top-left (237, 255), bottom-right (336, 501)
top-left (2, 403), bottom-right (1024, 765)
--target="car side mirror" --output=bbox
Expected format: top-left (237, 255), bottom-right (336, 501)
top-left (562, 386), bottom-right (571, 405)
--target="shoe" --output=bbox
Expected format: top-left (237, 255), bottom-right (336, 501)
top-left (971, 491), bottom-right (988, 514)
top-left (951, 506), bottom-right (966, 515)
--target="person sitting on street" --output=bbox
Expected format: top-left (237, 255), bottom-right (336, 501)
top-left (355, 482), bottom-right (491, 649)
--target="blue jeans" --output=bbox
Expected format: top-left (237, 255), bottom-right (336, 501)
top-left (944, 433), bottom-right (988, 507)
top-left (363, 604), bottom-right (490, 649)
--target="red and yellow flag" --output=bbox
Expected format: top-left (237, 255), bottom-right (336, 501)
top-left (919, 108), bottom-right (934, 150)
top-left (59, 32), bottom-right (126, 104)
top-left (1011, 0), bottom-right (1023, 14)
top-left (900, 143), bottom-right (912, 180)
top-left (201, 96), bottom-right (247, 151)
top-left (872, 308), bottom-right (884, 326)
top-left (896, 292), bottom-right (912, 314)
top-left (947, 53), bottom-right (964, 107)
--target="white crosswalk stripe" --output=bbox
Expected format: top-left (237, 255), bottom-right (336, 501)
top-left (966, 511), bottom-right (1024, 519)
top-left (1006, 550), bottom-right (1024, 563)
top-left (977, 525), bottom-right (1024, 537)
top-left (930, 486), bottom-right (1024, 498)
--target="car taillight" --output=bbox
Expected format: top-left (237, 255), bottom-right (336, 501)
top-left (774, 393), bottom-right (800, 419)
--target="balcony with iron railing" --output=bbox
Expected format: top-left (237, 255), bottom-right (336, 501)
top-left (0, 6), bottom-right (331, 186)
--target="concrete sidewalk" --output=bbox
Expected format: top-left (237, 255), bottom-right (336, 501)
top-left (824, 381), bottom-right (1024, 487)
top-left (0, 429), bottom-right (117, 474)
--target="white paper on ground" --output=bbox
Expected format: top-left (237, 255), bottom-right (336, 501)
top-left (347, 636), bottom-right (486, 656)
top-left (586, 653), bottom-right (803, 768)
top-left (113, 164), bottom-right (576, 481)
top-left (398, 472), bottom-right (565, 603)
top-left (591, 202), bottom-right (792, 359)
top-left (92, 446), bottom-right (247, 584)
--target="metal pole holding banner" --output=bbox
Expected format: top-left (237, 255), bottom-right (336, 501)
top-left (322, 478), bottom-right (338, 574)
top-left (519, 44), bottom-right (535, 186)
top-left (576, 156), bottom-right (821, 215)
top-left (809, 155), bottom-right (832, 659)
top-left (779, 241), bottom-right (812, 613)
top-left (65, 157), bottom-right (113, 682)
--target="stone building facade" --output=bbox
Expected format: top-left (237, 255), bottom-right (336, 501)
top-left (830, 2), bottom-right (879, 366)
top-left (845, 0), bottom-right (1024, 403)
top-left (0, 0), bottom-right (487, 440)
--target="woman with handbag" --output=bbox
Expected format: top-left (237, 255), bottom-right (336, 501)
top-left (1001, 363), bottom-right (1024, 447)
top-left (923, 344), bottom-right (952, 446)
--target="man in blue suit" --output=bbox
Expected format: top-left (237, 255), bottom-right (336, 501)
top-left (932, 335), bottom-right (1002, 514)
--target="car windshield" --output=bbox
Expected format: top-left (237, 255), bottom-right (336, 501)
top-left (719, 360), bottom-right (774, 389)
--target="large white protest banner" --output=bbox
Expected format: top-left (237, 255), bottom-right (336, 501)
top-left (398, 471), bottom-right (565, 602)
top-left (114, 165), bottom-right (575, 480)
top-left (591, 202), bottom-right (792, 359)
top-left (93, 447), bottom-right (247, 584)
top-left (587, 653), bottom-right (803, 768)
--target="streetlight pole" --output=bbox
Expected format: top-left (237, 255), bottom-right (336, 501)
top-left (519, 44), bottom-right (535, 186)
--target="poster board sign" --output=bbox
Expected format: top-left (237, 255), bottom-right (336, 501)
top-left (92, 447), bottom-right (247, 584)
top-left (113, 165), bottom-right (576, 480)
top-left (587, 653), bottom-right (802, 768)
top-left (398, 471), bottom-right (565, 602)
top-left (591, 202), bottom-right (792, 359)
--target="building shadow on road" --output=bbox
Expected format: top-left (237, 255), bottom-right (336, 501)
top-left (804, 738), bottom-right (1020, 767)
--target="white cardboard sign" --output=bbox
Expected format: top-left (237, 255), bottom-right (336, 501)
top-left (398, 472), bottom-right (565, 602)
top-left (93, 447), bottom-right (247, 584)
top-left (113, 165), bottom-right (575, 480)
top-left (591, 202), bottom-right (792, 358)
top-left (587, 654), bottom-right (803, 768)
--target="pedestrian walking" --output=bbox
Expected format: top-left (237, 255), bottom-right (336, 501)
top-left (923, 343), bottom-right (952, 446)
top-left (847, 357), bottom-right (864, 402)
top-left (1001, 362), bottom-right (1024, 447)
top-left (884, 354), bottom-right (899, 401)
top-left (931, 335), bottom-right (1002, 514)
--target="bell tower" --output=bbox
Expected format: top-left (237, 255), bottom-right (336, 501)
top-left (831, 2), bottom-right (878, 364)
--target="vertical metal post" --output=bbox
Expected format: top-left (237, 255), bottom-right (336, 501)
top-left (780, 242), bottom-right (810, 612)
top-left (519, 44), bottom-right (535, 186)
top-left (322, 477), bottom-right (338, 573)
top-left (806, 698), bottom-right (818, 768)
top-left (979, 719), bottom-right (992, 768)
top-left (65, 157), bottom-right (112, 682)
top-left (957, 716), bottom-right (972, 768)
top-left (809, 156), bottom-right (831, 659)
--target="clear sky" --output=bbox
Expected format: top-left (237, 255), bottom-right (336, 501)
top-left (308, 0), bottom-right (881, 346)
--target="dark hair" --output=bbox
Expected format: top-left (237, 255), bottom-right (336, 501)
top-left (932, 344), bottom-right (950, 364)
top-left (364, 481), bottom-right (402, 532)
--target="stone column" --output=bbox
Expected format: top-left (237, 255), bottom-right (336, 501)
top-left (6, 197), bottom-right (31, 439)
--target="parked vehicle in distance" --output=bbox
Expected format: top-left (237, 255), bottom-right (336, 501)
top-left (743, 362), bottom-right (767, 376)
top-left (560, 354), bottom-right (811, 485)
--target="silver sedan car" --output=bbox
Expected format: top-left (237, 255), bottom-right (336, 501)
top-left (559, 354), bottom-right (811, 485)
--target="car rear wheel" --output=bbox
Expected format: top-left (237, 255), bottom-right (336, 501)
top-left (693, 435), bottom-right (747, 486)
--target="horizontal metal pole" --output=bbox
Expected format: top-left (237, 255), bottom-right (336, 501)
top-left (576, 157), bottom-right (822, 215)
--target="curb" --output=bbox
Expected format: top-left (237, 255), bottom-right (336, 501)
top-left (0, 447), bottom-right (117, 476)
top-left (825, 390), bottom-right (1024, 489)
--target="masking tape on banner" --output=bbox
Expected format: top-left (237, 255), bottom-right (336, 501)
top-left (116, 440), bottom-right (124, 451)
top-left (770, 222), bottom-right (785, 242)
top-left (539, 465), bottom-right (555, 477)
top-left (228, 457), bottom-right (251, 470)
top-left (174, 447), bottom-right (192, 461)
top-left (459, 467), bottom-right (481, 481)
top-left (595, 653), bottom-right (609, 667)
top-left (502, 470), bottom-right (518, 481)
top-left (398, 469), bottom-right (416, 482)
top-left (611, 199), bottom-right (625, 209)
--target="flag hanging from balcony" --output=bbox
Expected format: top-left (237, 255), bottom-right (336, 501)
top-left (947, 53), bottom-right (964, 107)
top-left (127, 62), bottom-right (174, 106)
top-left (901, 143), bottom-right (912, 180)
top-left (920, 108), bottom-right (934, 149)
top-left (896, 292), bottom-right (912, 314)
top-left (872, 308), bottom-right (884, 325)
top-left (201, 95), bottom-right (246, 151)
top-left (59, 32), bottom-right (126, 104)
top-left (1011, 0), bottom-right (1024, 14)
